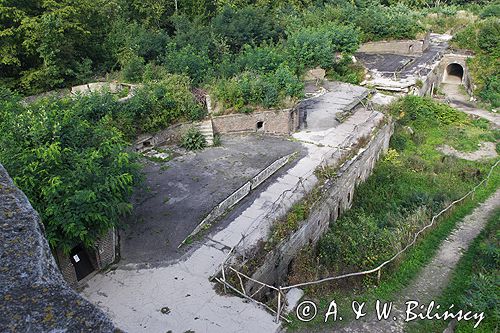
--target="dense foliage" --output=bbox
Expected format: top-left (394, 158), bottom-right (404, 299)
top-left (452, 13), bottom-right (500, 107)
top-left (0, 88), bottom-right (140, 251)
top-left (0, 71), bottom-right (204, 250)
top-left (1, 0), bottom-right (498, 255)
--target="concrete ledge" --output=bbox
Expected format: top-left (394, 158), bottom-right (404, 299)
top-left (0, 164), bottom-right (116, 332)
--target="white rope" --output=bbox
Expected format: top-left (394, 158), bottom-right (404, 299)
top-left (281, 158), bottom-right (500, 290)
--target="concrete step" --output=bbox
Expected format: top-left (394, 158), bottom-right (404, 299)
top-left (196, 120), bottom-right (214, 147)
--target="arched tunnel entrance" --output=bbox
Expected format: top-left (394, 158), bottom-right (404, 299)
top-left (443, 63), bottom-right (464, 84)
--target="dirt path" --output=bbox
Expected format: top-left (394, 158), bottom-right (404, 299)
top-left (437, 142), bottom-right (498, 161)
top-left (327, 188), bottom-right (500, 333)
top-left (441, 83), bottom-right (500, 128)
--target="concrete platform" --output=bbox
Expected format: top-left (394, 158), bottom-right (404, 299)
top-left (82, 82), bottom-right (385, 333)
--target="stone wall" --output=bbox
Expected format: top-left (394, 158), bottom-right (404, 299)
top-left (359, 34), bottom-right (430, 55)
top-left (212, 108), bottom-right (298, 135)
top-left (242, 121), bottom-right (394, 295)
top-left (95, 228), bottom-right (117, 269)
top-left (0, 164), bottom-right (116, 332)
top-left (54, 228), bottom-right (118, 287)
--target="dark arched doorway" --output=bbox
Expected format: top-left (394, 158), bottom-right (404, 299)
top-left (443, 63), bottom-right (464, 84)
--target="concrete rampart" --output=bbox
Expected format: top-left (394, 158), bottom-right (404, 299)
top-left (243, 120), bottom-right (393, 295)
top-left (181, 153), bottom-right (296, 243)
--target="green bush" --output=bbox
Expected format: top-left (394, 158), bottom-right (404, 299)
top-left (211, 65), bottom-right (303, 110)
top-left (350, 4), bottom-right (423, 41)
top-left (212, 5), bottom-right (283, 52)
top-left (163, 43), bottom-right (213, 85)
top-left (286, 23), bottom-right (360, 73)
top-left (181, 127), bottom-right (206, 150)
top-left (477, 18), bottom-right (500, 53)
top-left (0, 89), bottom-right (140, 251)
top-left (125, 74), bottom-right (205, 134)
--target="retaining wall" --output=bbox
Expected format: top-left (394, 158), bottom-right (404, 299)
top-left (212, 108), bottom-right (298, 135)
top-left (359, 34), bottom-right (430, 55)
top-left (243, 121), bottom-right (394, 296)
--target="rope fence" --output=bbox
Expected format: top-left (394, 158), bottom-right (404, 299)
top-left (215, 157), bottom-right (500, 323)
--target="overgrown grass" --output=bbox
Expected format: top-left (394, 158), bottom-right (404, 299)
top-left (286, 96), bottom-right (500, 330)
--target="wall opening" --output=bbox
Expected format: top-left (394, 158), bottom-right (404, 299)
top-left (256, 121), bottom-right (264, 131)
top-left (443, 63), bottom-right (464, 84)
top-left (70, 244), bottom-right (96, 281)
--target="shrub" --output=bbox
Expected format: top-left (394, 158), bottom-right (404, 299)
top-left (181, 127), bottom-right (206, 150)
top-left (211, 65), bottom-right (303, 110)
top-left (0, 90), bottom-right (140, 251)
top-left (391, 95), bottom-right (468, 128)
top-left (125, 74), bottom-right (205, 134)
top-left (351, 4), bottom-right (423, 41)
top-left (286, 23), bottom-right (360, 73)
top-left (477, 18), bottom-right (500, 53)
top-left (212, 6), bottom-right (283, 52)
top-left (163, 43), bottom-right (213, 85)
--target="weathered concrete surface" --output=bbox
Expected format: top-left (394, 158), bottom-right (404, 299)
top-left (329, 188), bottom-right (500, 333)
top-left (83, 83), bottom-right (385, 333)
top-left (437, 142), bottom-right (498, 161)
top-left (357, 34), bottom-right (451, 92)
top-left (0, 164), bottom-right (116, 332)
top-left (121, 135), bottom-right (304, 264)
top-left (246, 120), bottom-right (392, 295)
top-left (296, 82), bottom-right (370, 143)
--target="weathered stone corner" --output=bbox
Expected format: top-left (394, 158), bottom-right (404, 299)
top-left (0, 164), bottom-right (117, 332)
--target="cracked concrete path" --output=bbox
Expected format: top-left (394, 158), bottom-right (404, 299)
top-left (326, 188), bottom-right (500, 333)
top-left (82, 84), bottom-right (382, 333)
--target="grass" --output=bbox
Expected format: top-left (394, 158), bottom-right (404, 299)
top-left (286, 169), bottom-right (499, 330)
top-left (285, 96), bottom-right (500, 330)
top-left (407, 208), bottom-right (500, 333)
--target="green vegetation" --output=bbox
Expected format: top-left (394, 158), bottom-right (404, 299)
top-left (0, 0), bottom-right (497, 267)
top-left (0, 88), bottom-right (141, 251)
top-left (408, 209), bottom-right (499, 333)
top-left (452, 11), bottom-right (500, 107)
top-left (286, 96), bottom-right (500, 329)
top-left (181, 128), bottom-right (207, 151)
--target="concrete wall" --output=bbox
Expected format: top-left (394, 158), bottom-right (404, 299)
top-left (359, 34), bottom-right (430, 55)
top-left (212, 108), bottom-right (298, 135)
top-left (135, 108), bottom-right (299, 152)
top-left (419, 53), bottom-right (473, 97)
top-left (0, 164), bottom-right (116, 332)
top-left (243, 121), bottom-right (394, 296)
